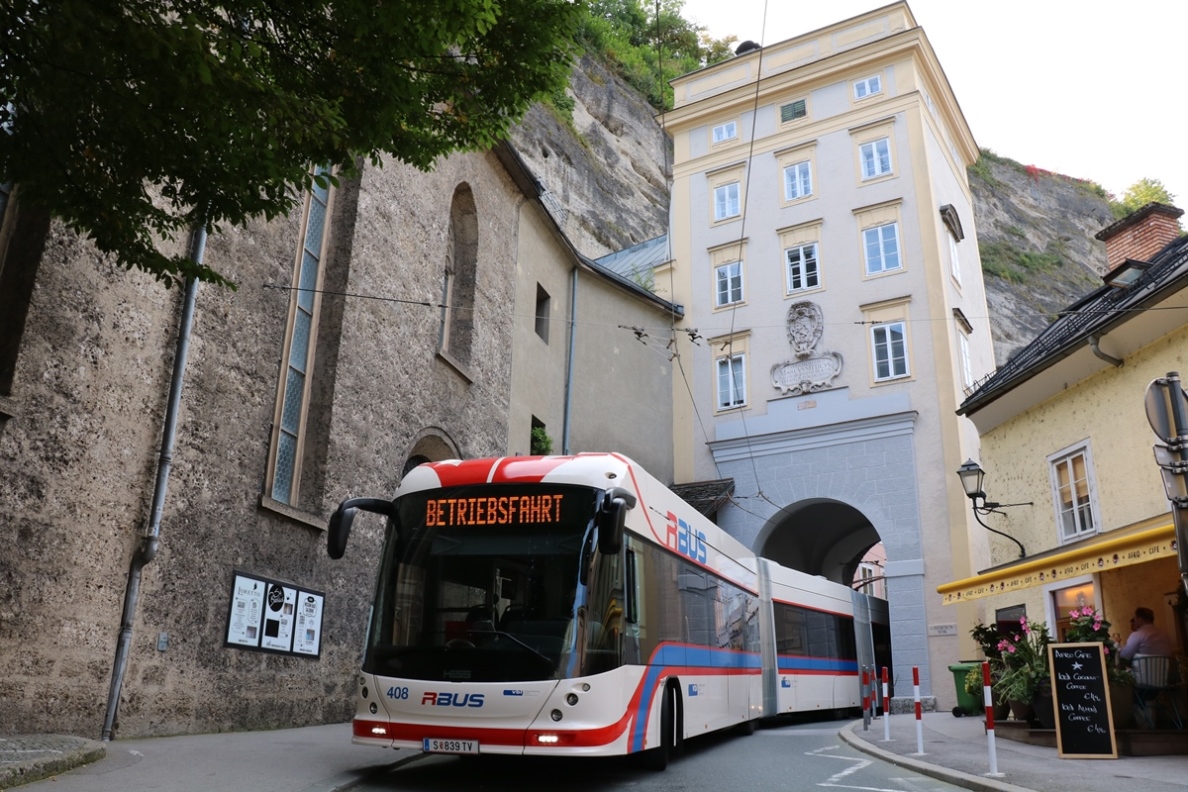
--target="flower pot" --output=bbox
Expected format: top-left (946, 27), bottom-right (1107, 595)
top-left (1007, 699), bottom-right (1034, 722)
top-left (1033, 694), bottom-right (1055, 729)
top-left (1109, 682), bottom-right (1134, 729)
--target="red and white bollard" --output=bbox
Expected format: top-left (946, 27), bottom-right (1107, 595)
top-left (982, 661), bottom-right (1003, 776)
top-left (882, 666), bottom-right (891, 742)
top-left (912, 666), bottom-right (924, 754)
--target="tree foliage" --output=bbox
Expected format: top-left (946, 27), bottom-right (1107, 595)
top-left (578, 0), bottom-right (736, 110)
top-left (0, 0), bottom-right (580, 286)
top-left (1111, 177), bottom-right (1177, 219)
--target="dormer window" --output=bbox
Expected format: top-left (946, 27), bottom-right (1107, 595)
top-left (1103, 258), bottom-right (1149, 288)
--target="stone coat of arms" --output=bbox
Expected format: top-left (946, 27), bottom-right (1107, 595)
top-left (770, 301), bottom-right (842, 396)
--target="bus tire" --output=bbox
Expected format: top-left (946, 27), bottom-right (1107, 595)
top-left (640, 684), bottom-right (675, 771)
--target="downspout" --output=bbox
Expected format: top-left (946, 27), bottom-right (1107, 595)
top-left (101, 226), bottom-right (205, 741)
top-left (1088, 334), bottom-right (1123, 367)
top-left (562, 265), bottom-right (578, 455)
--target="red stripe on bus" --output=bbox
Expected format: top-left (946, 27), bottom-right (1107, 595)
top-left (354, 714), bottom-right (633, 748)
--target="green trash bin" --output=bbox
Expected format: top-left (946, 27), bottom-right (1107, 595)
top-left (948, 662), bottom-right (982, 717)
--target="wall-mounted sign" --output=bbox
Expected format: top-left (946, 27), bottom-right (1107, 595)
top-left (224, 571), bottom-right (324, 658)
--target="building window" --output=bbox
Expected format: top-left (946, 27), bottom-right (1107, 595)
top-left (715, 261), bottom-right (743, 307)
top-left (863, 222), bottom-right (901, 274)
top-left (780, 99), bottom-right (807, 123)
top-left (1050, 445), bottom-right (1099, 542)
top-left (859, 138), bottom-right (892, 180)
top-left (269, 167), bottom-right (332, 505)
top-left (534, 283), bottom-right (550, 343)
top-left (854, 75), bottom-right (882, 100)
top-left (783, 161), bottom-right (812, 201)
top-left (713, 181), bottom-right (740, 222)
top-left (871, 321), bottom-right (908, 381)
top-left (785, 243), bottom-right (819, 293)
top-left (716, 353), bottom-right (746, 409)
top-left (949, 233), bottom-right (961, 284)
top-left (712, 121), bottom-right (737, 143)
top-left (440, 184), bottom-right (479, 367)
top-left (857, 563), bottom-right (880, 596)
top-left (958, 332), bottom-right (973, 389)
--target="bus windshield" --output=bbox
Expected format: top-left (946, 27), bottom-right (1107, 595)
top-left (364, 483), bottom-right (620, 682)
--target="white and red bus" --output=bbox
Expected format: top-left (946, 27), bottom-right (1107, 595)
top-left (327, 453), bottom-right (889, 770)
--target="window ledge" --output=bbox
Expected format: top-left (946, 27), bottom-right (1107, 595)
top-left (436, 349), bottom-right (474, 383)
top-left (0, 394), bottom-right (18, 421)
top-left (259, 494), bottom-right (327, 531)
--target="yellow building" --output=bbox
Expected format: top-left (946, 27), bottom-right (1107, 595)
top-left (943, 204), bottom-right (1188, 664)
top-left (657, 3), bottom-right (993, 706)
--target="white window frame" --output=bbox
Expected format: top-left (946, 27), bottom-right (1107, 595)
top-left (785, 243), bottom-right (819, 293)
top-left (715, 260), bottom-right (743, 307)
top-left (713, 181), bottom-right (741, 222)
top-left (863, 222), bottom-right (901, 275)
top-left (712, 121), bottom-right (738, 144)
top-left (716, 353), bottom-right (747, 410)
top-left (949, 232), bottom-right (962, 284)
top-left (854, 75), bottom-right (882, 100)
top-left (859, 137), bottom-right (893, 180)
top-left (783, 160), bottom-right (812, 201)
top-left (958, 332), bottom-right (973, 389)
top-left (1048, 443), bottom-right (1101, 544)
top-left (871, 321), bottom-right (908, 381)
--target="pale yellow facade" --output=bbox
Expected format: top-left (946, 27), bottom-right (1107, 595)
top-left (659, 3), bottom-right (994, 705)
top-left (943, 322), bottom-right (1188, 653)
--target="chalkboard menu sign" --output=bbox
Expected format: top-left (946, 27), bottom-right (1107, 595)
top-left (1048, 642), bottom-right (1117, 759)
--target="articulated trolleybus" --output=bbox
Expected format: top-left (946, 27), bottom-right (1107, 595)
top-left (327, 453), bottom-right (888, 770)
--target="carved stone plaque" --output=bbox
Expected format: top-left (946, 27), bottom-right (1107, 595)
top-left (770, 301), bottom-right (843, 396)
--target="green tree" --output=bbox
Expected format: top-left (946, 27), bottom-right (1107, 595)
top-left (0, 0), bottom-right (580, 286)
top-left (579, 0), bottom-right (734, 110)
top-left (1111, 177), bottom-right (1178, 219)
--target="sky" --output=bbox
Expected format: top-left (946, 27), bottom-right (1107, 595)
top-left (677, 0), bottom-right (1187, 210)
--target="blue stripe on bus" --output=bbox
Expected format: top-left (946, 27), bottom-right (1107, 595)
top-left (776, 656), bottom-right (859, 674)
top-left (628, 643), bottom-right (762, 753)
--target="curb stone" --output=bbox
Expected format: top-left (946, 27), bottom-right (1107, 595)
top-left (0, 736), bottom-right (106, 790)
top-left (837, 721), bottom-right (1037, 792)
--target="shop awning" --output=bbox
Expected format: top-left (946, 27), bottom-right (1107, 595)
top-left (937, 523), bottom-right (1177, 604)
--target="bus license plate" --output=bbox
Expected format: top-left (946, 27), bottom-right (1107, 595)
top-left (422, 737), bottom-right (479, 754)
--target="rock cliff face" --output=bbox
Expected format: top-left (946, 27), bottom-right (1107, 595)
top-left (968, 157), bottom-right (1115, 367)
top-left (510, 55), bottom-right (670, 258)
top-left (510, 60), bottom-right (1119, 370)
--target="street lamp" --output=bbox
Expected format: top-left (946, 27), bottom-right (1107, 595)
top-left (956, 459), bottom-right (1030, 559)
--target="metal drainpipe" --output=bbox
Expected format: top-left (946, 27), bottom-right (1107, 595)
top-left (561, 265), bottom-right (578, 455)
top-left (1088, 334), bottom-right (1123, 367)
top-left (101, 226), bottom-right (205, 741)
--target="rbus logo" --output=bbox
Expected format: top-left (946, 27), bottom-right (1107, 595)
top-left (421, 692), bottom-right (485, 708)
top-left (665, 511), bottom-right (707, 564)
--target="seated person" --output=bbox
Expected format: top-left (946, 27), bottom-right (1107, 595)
top-left (1118, 606), bottom-right (1174, 663)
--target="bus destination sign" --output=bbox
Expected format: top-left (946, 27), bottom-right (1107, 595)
top-left (425, 493), bottom-right (565, 527)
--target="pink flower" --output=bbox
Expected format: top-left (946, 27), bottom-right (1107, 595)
top-left (1008, 645), bottom-right (1017, 653)
top-left (1069, 608), bottom-right (1081, 618)
top-left (1093, 622), bottom-right (1102, 631)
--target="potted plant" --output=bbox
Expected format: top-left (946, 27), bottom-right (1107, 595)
top-left (1064, 607), bottom-right (1135, 728)
top-left (992, 617), bottom-right (1051, 723)
top-left (969, 621), bottom-right (1009, 719)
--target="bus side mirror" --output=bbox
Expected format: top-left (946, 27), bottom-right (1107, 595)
top-left (597, 488), bottom-right (636, 556)
top-left (327, 497), bottom-right (393, 559)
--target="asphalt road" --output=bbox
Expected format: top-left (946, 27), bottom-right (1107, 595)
top-left (354, 716), bottom-right (973, 792)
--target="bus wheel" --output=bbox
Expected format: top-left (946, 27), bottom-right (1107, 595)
top-left (640, 685), bottom-right (674, 771)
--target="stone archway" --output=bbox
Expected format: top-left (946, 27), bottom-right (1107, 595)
top-left (754, 497), bottom-right (880, 587)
